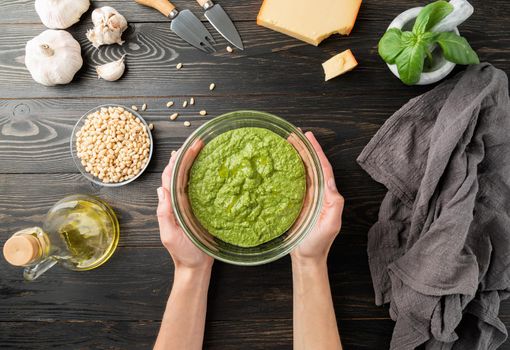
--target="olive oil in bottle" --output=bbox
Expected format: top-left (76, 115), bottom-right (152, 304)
top-left (3, 195), bottom-right (119, 281)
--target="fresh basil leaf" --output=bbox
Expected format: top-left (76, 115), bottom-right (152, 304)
top-left (436, 32), bottom-right (480, 65)
top-left (401, 31), bottom-right (417, 46)
top-left (378, 28), bottom-right (405, 64)
top-left (413, 1), bottom-right (453, 34)
top-left (420, 32), bottom-right (439, 65)
top-left (413, 12), bottom-right (431, 35)
top-left (421, 32), bottom-right (440, 46)
top-left (395, 43), bottom-right (426, 85)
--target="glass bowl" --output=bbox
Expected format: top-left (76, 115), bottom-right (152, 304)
top-left (70, 104), bottom-right (153, 187)
top-left (171, 110), bottom-right (324, 265)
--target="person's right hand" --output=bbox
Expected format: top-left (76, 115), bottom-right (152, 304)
top-left (291, 132), bottom-right (344, 265)
top-left (157, 142), bottom-right (213, 271)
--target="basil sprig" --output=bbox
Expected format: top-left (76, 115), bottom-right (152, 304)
top-left (378, 0), bottom-right (479, 85)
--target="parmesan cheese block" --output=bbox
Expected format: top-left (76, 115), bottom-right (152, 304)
top-left (257, 0), bottom-right (362, 46)
top-left (322, 50), bottom-right (358, 81)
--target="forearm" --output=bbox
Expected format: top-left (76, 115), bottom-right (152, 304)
top-left (292, 258), bottom-right (342, 350)
top-left (154, 265), bottom-right (212, 350)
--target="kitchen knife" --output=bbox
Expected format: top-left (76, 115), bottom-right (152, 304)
top-left (136, 0), bottom-right (216, 53)
top-left (196, 0), bottom-right (244, 50)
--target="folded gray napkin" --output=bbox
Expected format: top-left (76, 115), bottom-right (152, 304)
top-left (357, 63), bottom-right (510, 349)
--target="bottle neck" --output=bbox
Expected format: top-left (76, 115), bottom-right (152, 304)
top-left (3, 227), bottom-right (49, 266)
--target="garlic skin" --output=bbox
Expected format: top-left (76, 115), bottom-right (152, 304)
top-left (86, 7), bottom-right (128, 48)
top-left (96, 55), bottom-right (126, 81)
top-left (35, 0), bottom-right (90, 29)
top-left (25, 30), bottom-right (83, 86)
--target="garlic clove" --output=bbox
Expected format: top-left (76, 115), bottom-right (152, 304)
top-left (96, 55), bottom-right (126, 81)
top-left (35, 0), bottom-right (90, 29)
top-left (87, 7), bottom-right (128, 48)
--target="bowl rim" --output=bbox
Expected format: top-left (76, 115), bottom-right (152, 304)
top-left (170, 110), bottom-right (324, 266)
top-left (70, 104), bottom-right (154, 188)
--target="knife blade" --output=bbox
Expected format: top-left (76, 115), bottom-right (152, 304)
top-left (197, 0), bottom-right (244, 50)
top-left (136, 0), bottom-right (216, 53)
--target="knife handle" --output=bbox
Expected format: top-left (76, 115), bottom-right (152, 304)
top-left (196, 0), bottom-right (210, 8)
top-left (135, 0), bottom-right (176, 17)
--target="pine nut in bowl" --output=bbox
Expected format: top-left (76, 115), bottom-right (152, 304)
top-left (170, 110), bottom-right (324, 265)
top-left (71, 104), bottom-right (154, 187)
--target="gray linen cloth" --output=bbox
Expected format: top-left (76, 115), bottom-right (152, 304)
top-left (357, 63), bottom-right (510, 349)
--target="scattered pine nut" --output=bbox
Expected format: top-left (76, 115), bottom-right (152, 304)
top-left (142, 103), bottom-right (147, 111)
top-left (184, 121), bottom-right (191, 127)
top-left (148, 123), bottom-right (154, 130)
top-left (226, 46), bottom-right (233, 53)
top-left (199, 110), bottom-right (207, 116)
top-left (183, 100), bottom-right (188, 108)
top-left (209, 83), bottom-right (216, 91)
top-left (166, 101), bottom-right (174, 108)
top-left (131, 105), bottom-right (138, 111)
top-left (176, 63), bottom-right (183, 70)
top-left (190, 97), bottom-right (195, 105)
top-left (170, 112), bottom-right (179, 120)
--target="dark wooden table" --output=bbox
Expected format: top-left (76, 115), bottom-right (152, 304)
top-left (1, 0), bottom-right (509, 349)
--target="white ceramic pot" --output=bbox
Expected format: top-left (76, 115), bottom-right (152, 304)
top-left (386, 7), bottom-right (460, 85)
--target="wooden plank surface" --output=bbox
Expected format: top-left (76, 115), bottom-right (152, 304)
top-left (1, 242), bottom-right (391, 321)
top-left (0, 95), bottom-right (391, 173)
top-left (0, 0), bottom-right (505, 25)
top-left (1, 0), bottom-right (510, 349)
top-left (0, 319), bottom-right (396, 350)
top-left (0, 7), bottom-right (508, 98)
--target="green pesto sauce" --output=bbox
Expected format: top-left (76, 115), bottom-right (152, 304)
top-left (188, 127), bottom-right (306, 247)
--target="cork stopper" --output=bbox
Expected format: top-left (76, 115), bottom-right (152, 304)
top-left (3, 234), bottom-right (41, 266)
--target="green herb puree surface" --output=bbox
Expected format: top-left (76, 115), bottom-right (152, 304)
top-left (188, 127), bottom-right (306, 247)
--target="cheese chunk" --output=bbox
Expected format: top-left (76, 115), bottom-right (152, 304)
top-left (322, 50), bottom-right (358, 81)
top-left (257, 0), bottom-right (362, 46)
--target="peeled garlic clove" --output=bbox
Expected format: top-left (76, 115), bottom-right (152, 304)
top-left (86, 7), bottom-right (127, 48)
top-left (96, 55), bottom-right (126, 81)
top-left (35, 0), bottom-right (90, 29)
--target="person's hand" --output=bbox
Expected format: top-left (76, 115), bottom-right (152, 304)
top-left (157, 142), bottom-right (214, 271)
top-left (291, 132), bottom-right (344, 266)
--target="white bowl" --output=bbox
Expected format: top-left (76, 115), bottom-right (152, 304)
top-left (386, 7), bottom-right (459, 85)
top-left (70, 104), bottom-right (154, 187)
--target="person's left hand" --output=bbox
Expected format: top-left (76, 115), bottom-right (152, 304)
top-left (157, 144), bottom-right (214, 271)
top-left (290, 132), bottom-right (344, 265)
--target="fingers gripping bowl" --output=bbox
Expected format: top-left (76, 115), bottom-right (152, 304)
top-left (171, 111), bottom-right (324, 265)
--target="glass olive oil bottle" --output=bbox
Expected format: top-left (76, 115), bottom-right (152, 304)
top-left (3, 195), bottom-right (119, 281)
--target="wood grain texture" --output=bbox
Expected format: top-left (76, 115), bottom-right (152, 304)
top-left (1, 0), bottom-right (510, 348)
top-left (0, 319), bottom-right (397, 350)
top-left (0, 242), bottom-right (390, 322)
top-left (0, 12), bottom-right (508, 99)
top-left (2, 319), bottom-right (510, 350)
top-left (1, 21), bottom-right (393, 98)
top-left (0, 95), bottom-right (397, 174)
top-left (0, 0), bottom-right (506, 24)
top-left (0, 0), bottom-right (256, 24)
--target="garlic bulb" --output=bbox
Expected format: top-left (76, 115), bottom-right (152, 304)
top-left (86, 7), bottom-right (128, 48)
top-left (97, 55), bottom-right (126, 81)
top-left (25, 30), bottom-right (83, 86)
top-left (35, 0), bottom-right (90, 29)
